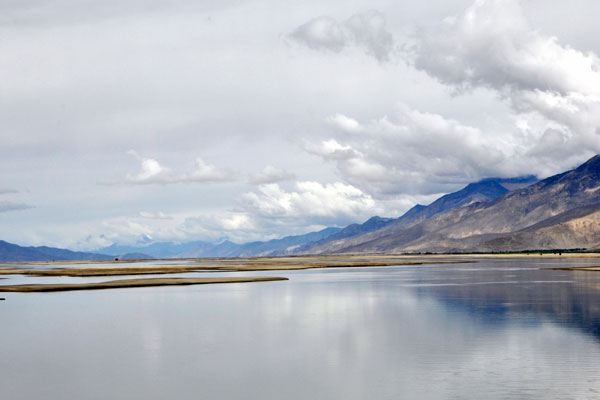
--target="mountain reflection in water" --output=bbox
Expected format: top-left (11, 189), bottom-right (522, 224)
top-left (409, 259), bottom-right (600, 340)
top-left (1, 257), bottom-right (599, 400)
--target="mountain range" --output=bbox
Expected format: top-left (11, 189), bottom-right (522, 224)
top-left (0, 240), bottom-right (113, 262)
top-left (1, 155), bottom-right (599, 261)
top-left (99, 227), bottom-right (342, 259)
top-left (301, 155), bottom-right (600, 254)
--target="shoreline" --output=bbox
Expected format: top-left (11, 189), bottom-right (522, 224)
top-left (2, 251), bottom-right (599, 268)
top-left (0, 258), bottom-right (473, 277)
top-left (2, 254), bottom-right (598, 294)
top-left (552, 266), bottom-right (600, 271)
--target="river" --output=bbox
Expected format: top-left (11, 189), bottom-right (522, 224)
top-left (1, 257), bottom-right (599, 399)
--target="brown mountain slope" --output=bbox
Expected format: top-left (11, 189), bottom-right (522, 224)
top-left (401, 203), bottom-right (600, 252)
top-left (334, 154), bottom-right (600, 254)
top-left (301, 176), bottom-right (536, 254)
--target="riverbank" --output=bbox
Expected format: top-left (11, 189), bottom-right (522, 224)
top-left (0, 256), bottom-right (472, 277)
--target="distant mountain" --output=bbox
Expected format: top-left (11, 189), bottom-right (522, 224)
top-left (118, 253), bottom-right (155, 260)
top-left (180, 240), bottom-right (242, 258)
top-left (213, 227), bottom-right (342, 257)
top-left (301, 176), bottom-right (537, 254)
top-left (0, 240), bottom-right (112, 262)
top-left (99, 227), bottom-right (343, 259)
top-left (100, 241), bottom-right (211, 259)
top-left (5, 157), bottom-right (596, 260)
top-left (325, 155), bottom-right (600, 254)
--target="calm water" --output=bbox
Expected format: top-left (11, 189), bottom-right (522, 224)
top-left (1, 258), bottom-right (600, 399)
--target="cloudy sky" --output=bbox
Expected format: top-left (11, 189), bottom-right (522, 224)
top-left (2, 0), bottom-right (600, 249)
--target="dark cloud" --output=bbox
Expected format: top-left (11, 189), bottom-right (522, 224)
top-left (0, 189), bottom-right (18, 195)
top-left (249, 166), bottom-right (296, 185)
top-left (0, 201), bottom-right (33, 213)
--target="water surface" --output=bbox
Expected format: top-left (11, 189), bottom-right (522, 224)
top-left (1, 257), bottom-right (600, 399)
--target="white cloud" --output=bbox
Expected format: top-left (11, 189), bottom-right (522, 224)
top-left (305, 138), bottom-right (360, 160)
top-left (307, 104), bottom-right (519, 195)
top-left (124, 151), bottom-right (233, 185)
top-left (290, 16), bottom-right (348, 52)
top-left (126, 150), bottom-right (175, 184)
top-left (326, 113), bottom-right (363, 133)
top-left (90, 209), bottom-right (287, 247)
top-left (305, 139), bottom-right (387, 181)
top-left (410, 0), bottom-right (600, 158)
top-left (290, 10), bottom-right (394, 61)
top-left (243, 181), bottom-right (378, 223)
top-left (184, 212), bottom-right (256, 235)
top-left (249, 165), bottom-right (296, 184)
top-left (187, 157), bottom-right (233, 183)
top-left (412, 0), bottom-right (600, 96)
top-left (138, 211), bottom-right (172, 220)
top-left (6, 0), bottom-right (600, 249)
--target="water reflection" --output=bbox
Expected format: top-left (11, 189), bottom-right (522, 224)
top-left (408, 260), bottom-right (600, 341)
top-left (1, 259), bottom-right (600, 399)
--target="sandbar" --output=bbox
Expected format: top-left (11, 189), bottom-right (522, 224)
top-left (551, 266), bottom-right (600, 271)
top-left (0, 276), bottom-right (288, 292)
top-left (0, 258), bottom-right (469, 277)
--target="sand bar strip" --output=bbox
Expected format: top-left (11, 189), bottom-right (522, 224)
top-left (551, 266), bottom-right (600, 271)
top-left (0, 276), bottom-right (288, 292)
top-left (0, 259), bottom-right (470, 277)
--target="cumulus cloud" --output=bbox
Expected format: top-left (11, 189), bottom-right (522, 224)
top-left (290, 10), bottom-right (394, 61)
top-left (124, 151), bottom-right (233, 185)
top-left (305, 138), bottom-right (361, 160)
top-left (413, 0), bottom-right (600, 96)
top-left (83, 179), bottom-right (382, 248)
top-left (242, 181), bottom-right (378, 224)
top-left (187, 157), bottom-right (233, 183)
top-left (307, 103), bottom-right (522, 196)
top-left (410, 0), bottom-right (600, 159)
top-left (326, 113), bottom-right (363, 133)
top-left (92, 209), bottom-right (307, 247)
top-left (249, 166), bottom-right (296, 184)
top-left (126, 150), bottom-right (175, 184)
top-left (305, 139), bottom-right (387, 181)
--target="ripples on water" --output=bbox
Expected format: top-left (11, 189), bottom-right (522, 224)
top-left (1, 257), bottom-right (600, 399)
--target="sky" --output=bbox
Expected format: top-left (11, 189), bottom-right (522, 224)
top-left (2, 0), bottom-right (600, 250)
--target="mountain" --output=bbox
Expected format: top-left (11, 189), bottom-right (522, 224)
top-left (117, 253), bottom-right (155, 260)
top-left (300, 176), bottom-right (537, 254)
top-left (4, 158), bottom-right (596, 260)
top-left (99, 227), bottom-right (343, 259)
top-left (0, 240), bottom-right (113, 262)
top-left (173, 227), bottom-right (343, 257)
top-left (325, 155), bottom-right (600, 254)
top-left (100, 241), bottom-right (211, 258)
